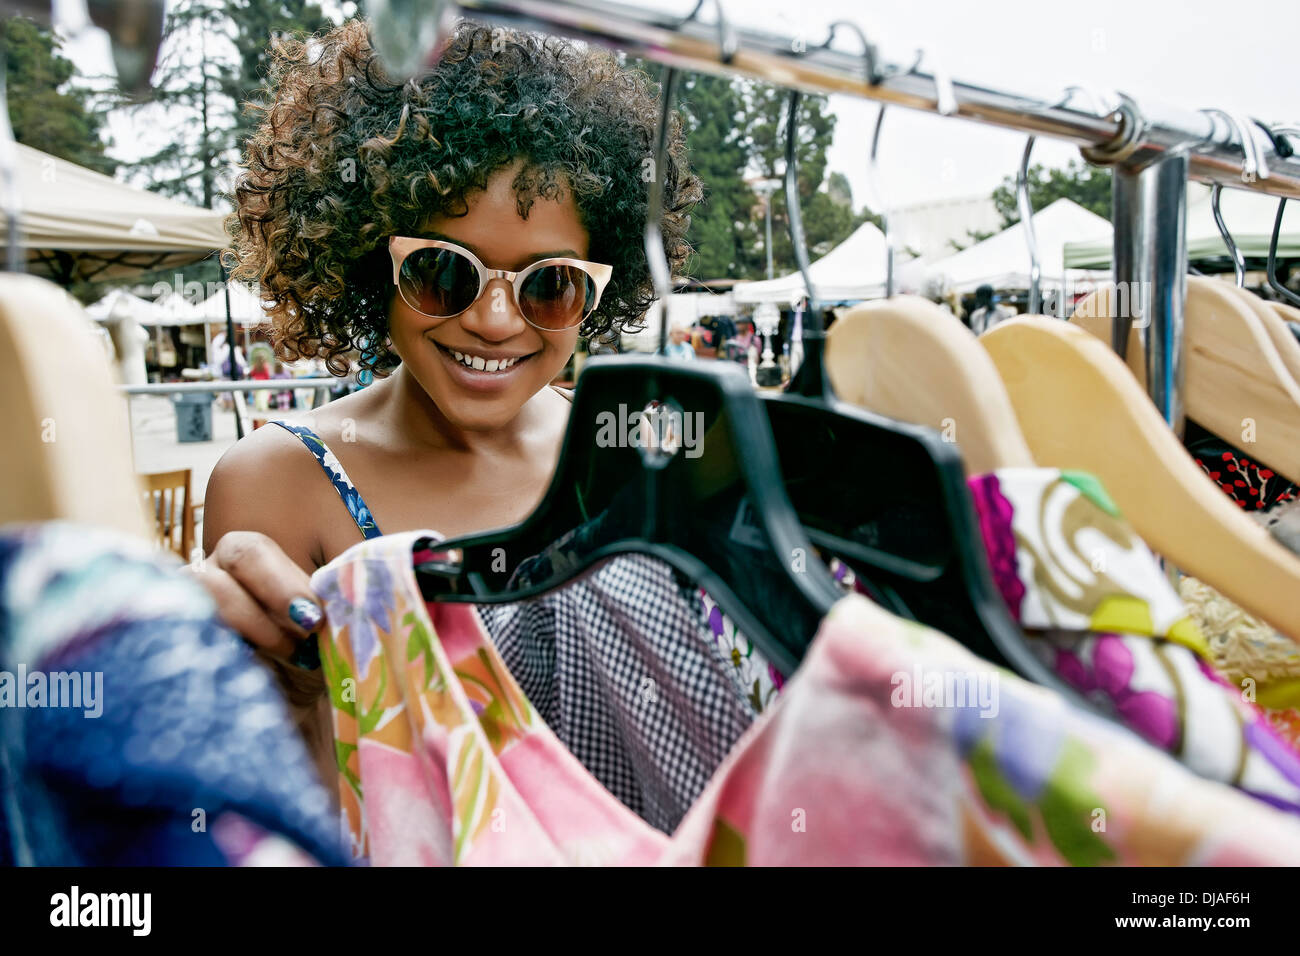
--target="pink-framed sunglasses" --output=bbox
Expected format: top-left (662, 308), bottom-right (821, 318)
top-left (388, 236), bottom-right (613, 332)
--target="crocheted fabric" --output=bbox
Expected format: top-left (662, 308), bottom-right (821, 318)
top-left (1178, 574), bottom-right (1300, 748)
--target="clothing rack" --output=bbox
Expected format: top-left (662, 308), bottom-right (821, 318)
top-left (446, 0), bottom-right (1300, 435)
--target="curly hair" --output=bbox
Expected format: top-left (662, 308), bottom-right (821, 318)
top-left (222, 17), bottom-right (702, 376)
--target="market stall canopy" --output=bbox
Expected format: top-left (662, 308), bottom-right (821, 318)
top-left (153, 290), bottom-right (204, 325)
top-left (87, 287), bottom-right (216, 328)
top-left (4, 143), bottom-right (229, 284)
top-left (732, 221), bottom-right (895, 305)
top-left (194, 282), bottom-right (274, 328)
top-left (890, 194), bottom-right (1005, 261)
top-left (1063, 183), bottom-right (1300, 268)
top-left (85, 288), bottom-right (169, 326)
top-left (921, 198), bottom-right (1113, 293)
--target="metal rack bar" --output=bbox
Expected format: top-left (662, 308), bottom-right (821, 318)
top-left (453, 0), bottom-right (1300, 199)
top-left (449, 0), bottom-right (1300, 431)
top-left (1112, 152), bottom-right (1190, 434)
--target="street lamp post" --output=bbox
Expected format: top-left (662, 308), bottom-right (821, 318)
top-left (753, 178), bottom-right (782, 280)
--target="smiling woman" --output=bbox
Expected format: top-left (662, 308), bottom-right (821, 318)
top-left (191, 16), bottom-right (702, 782)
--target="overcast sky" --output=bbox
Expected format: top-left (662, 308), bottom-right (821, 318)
top-left (57, 0), bottom-right (1300, 211)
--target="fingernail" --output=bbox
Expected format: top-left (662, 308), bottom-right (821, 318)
top-left (288, 597), bottom-right (323, 633)
top-left (290, 634), bottom-right (321, 671)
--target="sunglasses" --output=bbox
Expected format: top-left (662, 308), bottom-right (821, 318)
top-left (389, 236), bottom-right (613, 332)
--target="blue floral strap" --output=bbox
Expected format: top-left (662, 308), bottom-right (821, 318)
top-left (267, 420), bottom-right (383, 539)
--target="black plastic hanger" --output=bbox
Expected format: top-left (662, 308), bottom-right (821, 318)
top-left (413, 67), bottom-right (842, 677)
top-left (759, 88), bottom-right (1088, 700)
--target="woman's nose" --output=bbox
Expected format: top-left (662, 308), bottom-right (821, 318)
top-left (456, 277), bottom-right (527, 341)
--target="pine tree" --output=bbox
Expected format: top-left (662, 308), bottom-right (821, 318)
top-left (2, 15), bottom-right (117, 175)
top-left (743, 83), bottom-right (854, 276)
top-left (116, 0), bottom-right (236, 208)
top-left (678, 73), bottom-right (752, 280)
top-left (217, 0), bottom-right (333, 151)
top-left (991, 159), bottom-right (1113, 226)
top-left (118, 1), bottom-right (336, 294)
top-left (119, 0), bottom-right (333, 210)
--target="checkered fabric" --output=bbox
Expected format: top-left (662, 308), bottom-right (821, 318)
top-left (477, 554), bottom-right (760, 835)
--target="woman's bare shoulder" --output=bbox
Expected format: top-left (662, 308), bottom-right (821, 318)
top-left (202, 423), bottom-right (324, 554)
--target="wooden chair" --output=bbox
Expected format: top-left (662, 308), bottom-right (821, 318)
top-left (140, 469), bottom-right (197, 560)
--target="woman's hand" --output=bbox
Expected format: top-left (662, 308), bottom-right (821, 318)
top-left (183, 530), bottom-right (327, 706)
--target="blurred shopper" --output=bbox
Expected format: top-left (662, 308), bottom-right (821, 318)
top-left (663, 323), bottom-right (696, 360)
top-left (969, 284), bottom-right (1012, 336)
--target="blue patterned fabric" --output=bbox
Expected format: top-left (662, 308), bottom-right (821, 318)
top-left (0, 522), bottom-right (346, 866)
top-left (268, 421), bottom-right (382, 540)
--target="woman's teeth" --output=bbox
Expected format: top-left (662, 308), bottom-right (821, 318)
top-left (449, 349), bottom-right (523, 372)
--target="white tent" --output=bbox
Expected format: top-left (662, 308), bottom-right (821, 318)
top-left (5, 143), bottom-right (230, 284)
top-left (1063, 182), bottom-right (1300, 268)
top-left (85, 288), bottom-right (170, 326)
top-left (153, 290), bottom-right (204, 326)
top-left (890, 194), bottom-right (1006, 261)
top-left (921, 198), bottom-right (1112, 293)
top-left (194, 282), bottom-right (274, 328)
top-left (732, 221), bottom-right (897, 305)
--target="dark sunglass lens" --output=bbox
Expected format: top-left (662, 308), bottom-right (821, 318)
top-left (398, 248), bottom-right (479, 317)
top-left (520, 265), bottom-right (595, 330)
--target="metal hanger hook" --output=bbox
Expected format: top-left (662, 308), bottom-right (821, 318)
top-left (816, 20), bottom-right (880, 86)
top-left (1016, 136), bottom-right (1042, 314)
top-left (783, 89), bottom-right (820, 322)
top-left (1211, 184), bottom-right (1245, 288)
top-left (1200, 108), bottom-right (1269, 184)
top-left (1269, 199), bottom-right (1300, 308)
top-left (903, 49), bottom-right (957, 116)
top-left (675, 0), bottom-right (738, 63)
top-left (1018, 87), bottom-right (1107, 314)
top-left (1258, 125), bottom-right (1300, 306)
top-left (868, 105), bottom-right (894, 298)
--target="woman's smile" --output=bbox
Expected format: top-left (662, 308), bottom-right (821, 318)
top-left (431, 338), bottom-right (539, 392)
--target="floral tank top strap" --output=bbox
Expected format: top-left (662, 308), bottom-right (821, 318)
top-left (267, 420), bottom-right (383, 540)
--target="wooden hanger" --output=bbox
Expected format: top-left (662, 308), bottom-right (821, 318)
top-left (1269, 300), bottom-right (1300, 345)
top-left (1228, 285), bottom-right (1300, 392)
top-left (1263, 299), bottom-right (1300, 361)
top-left (1069, 276), bottom-right (1300, 483)
top-left (825, 295), bottom-right (1035, 474)
top-left (981, 314), bottom-right (1300, 639)
top-left (0, 272), bottom-right (149, 538)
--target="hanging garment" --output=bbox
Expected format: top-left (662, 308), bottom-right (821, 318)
top-left (701, 467), bottom-right (1300, 817)
top-left (0, 522), bottom-right (346, 866)
top-left (478, 476), bottom-right (847, 829)
top-left (1174, 418), bottom-right (1300, 749)
top-left (967, 468), bottom-right (1300, 814)
top-left (476, 554), bottom-right (759, 835)
top-left (275, 415), bottom-right (1300, 827)
top-left (1185, 420), bottom-right (1299, 512)
top-left (270, 417), bottom-right (764, 833)
top-left (311, 529), bottom-right (1300, 865)
top-left (1186, 422), bottom-right (1300, 555)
